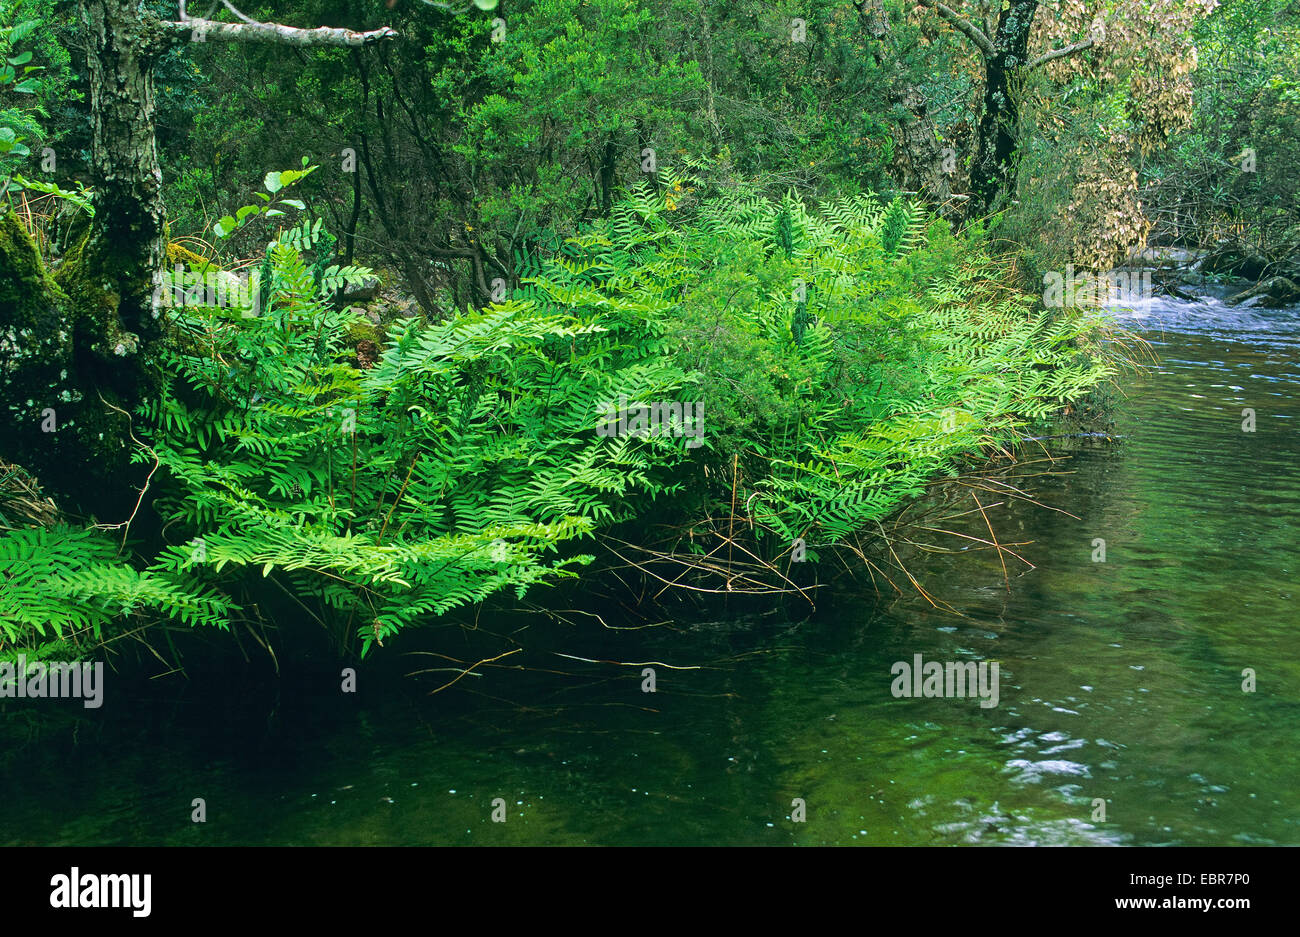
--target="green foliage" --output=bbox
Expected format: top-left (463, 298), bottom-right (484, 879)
top-left (0, 13), bottom-right (41, 197)
top-left (213, 160), bottom-right (316, 240)
top-left (9, 172), bottom-right (90, 214)
top-left (1143, 0), bottom-right (1300, 252)
top-left (616, 177), bottom-right (1116, 548)
top-left (444, 170), bottom-right (1114, 556)
top-left (0, 524), bottom-right (231, 665)
top-left (139, 187), bottom-right (697, 656)
top-left (141, 0), bottom-right (902, 310)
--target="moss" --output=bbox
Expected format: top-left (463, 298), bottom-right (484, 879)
top-left (0, 212), bottom-right (67, 320)
top-left (347, 320), bottom-right (387, 346)
top-left (0, 214), bottom-right (136, 517)
top-left (54, 229), bottom-right (123, 328)
top-left (165, 241), bottom-right (217, 270)
top-left (0, 213), bottom-right (78, 492)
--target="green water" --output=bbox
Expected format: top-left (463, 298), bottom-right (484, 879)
top-left (3, 291), bottom-right (1298, 845)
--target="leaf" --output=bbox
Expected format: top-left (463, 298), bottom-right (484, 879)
top-left (264, 171), bottom-right (283, 194)
top-left (279, 199), bottom-right (306, 210)
top-left (7, 21), bottom-right (39, 43)
top-left (214, 215), bottom-right (236, 238)
top-left (10, 174), bottom-right (95, 216)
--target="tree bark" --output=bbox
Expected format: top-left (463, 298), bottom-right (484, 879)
top-left (966, 0), bottom-right (1039, 220)
top-left (34, 1), bottom-right (172, 516)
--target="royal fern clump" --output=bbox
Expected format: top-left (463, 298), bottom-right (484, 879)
top-left (0, 523), bottom-right (231, 666)
top-left (516, 174), bottom-right (1117, 555)
top-left (1, 169), bottom-right (1115, 662)
top-left (133, 206), bottom-right (698, 656)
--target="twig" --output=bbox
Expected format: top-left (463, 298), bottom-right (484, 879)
top-left (91, 393), bottom-right (160, 552)
top-left (424, 647), bottom-right (522, 695)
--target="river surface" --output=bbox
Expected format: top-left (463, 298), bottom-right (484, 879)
top-left (3, 289), bottom-right (1297, 845)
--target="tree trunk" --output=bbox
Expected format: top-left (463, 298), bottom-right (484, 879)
top-left (890, 86), bottom-right (954, 211)
top-left (78, 0), bottom-right (168, 317)
top-left (967, 0), bottom-right (1038, 220)
top-left (16, 0), bottom-right (171, 517)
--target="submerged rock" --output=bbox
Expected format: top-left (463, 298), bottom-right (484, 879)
top-left (1200, 242), bottom-right (1271, 281)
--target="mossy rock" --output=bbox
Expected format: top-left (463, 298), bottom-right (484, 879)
top-left (1, 214), bottom-right (78, 481)
top-left (347, 320), bottom-right (387, 346)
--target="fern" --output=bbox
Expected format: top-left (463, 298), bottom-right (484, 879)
top-left (0, 525), bottom-right (233, 663)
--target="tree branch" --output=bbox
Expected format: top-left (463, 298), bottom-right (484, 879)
top-left (161, 17), bottom-right (398, 47)
top-left (1028, 36), bottom-right (1097, 69)
top-left (915, 0), bottom-right (994, 56)
top-left (218, 0), bottom-right (256, 25)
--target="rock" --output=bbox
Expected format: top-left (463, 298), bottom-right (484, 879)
top-left (346, 320), bottom-right (386, 346)
top-left (1, 212), bottom-right (134, 513)
top-left (1225, 276), bottom-right (1300, 307)
top-left (338, 276), bottom-right (380, 303)
top-left (355, 339), bottom-right (379, 370)
top-left (1158, 281), bottom-right (1198, 301)
top-left (1128, 246), bottom-right (1203, 269)
top-left (1200, 242), bottom-right (1271, 281)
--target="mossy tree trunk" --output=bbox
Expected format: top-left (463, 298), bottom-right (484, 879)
top-left (63, 0), bottom-right (169, 358)
top-left (0, 208), bottom-right (144, 518)
top-left (857, 0), bottom-right (954, 214)
top-left (912, 0), bottom-right (1100, 224)
top-left (29, 1), bottom-right (171, 518)
top-left (966, 1), bottom-right (1038, 221)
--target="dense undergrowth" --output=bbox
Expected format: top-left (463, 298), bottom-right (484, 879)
top-left (0, 169), bottom-right (1118, 667)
